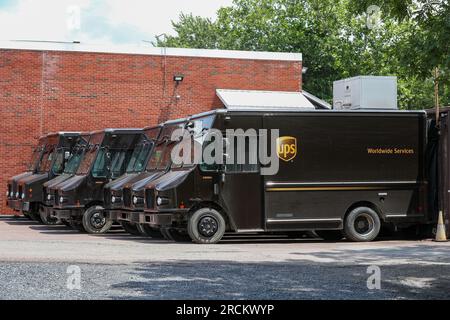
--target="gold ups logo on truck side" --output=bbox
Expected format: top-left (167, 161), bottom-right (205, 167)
top-left (276, 136), bottom-right (297, 162)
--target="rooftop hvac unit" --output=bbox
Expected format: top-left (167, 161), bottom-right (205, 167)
top-left (333, 76), bottom-right (397, 110)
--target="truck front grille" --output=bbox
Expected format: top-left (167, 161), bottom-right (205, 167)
top-left (104, 189), bottom-right (111, 207)
top-left (18, 185), bottom-right (23, 199)
top-left (145, 189), bottom-right (154, 209)
top-left (123, 188), bottom-right (131, 208)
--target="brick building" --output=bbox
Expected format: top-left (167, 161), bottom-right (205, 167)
top-left (0, 41), bottom-right (310, 214)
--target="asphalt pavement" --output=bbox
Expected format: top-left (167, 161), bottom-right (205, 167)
top-left (0, 216), bottom-right (449, 300)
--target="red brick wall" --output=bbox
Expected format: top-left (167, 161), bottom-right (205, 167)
top-left (0, 48), bottom-right (302, 214)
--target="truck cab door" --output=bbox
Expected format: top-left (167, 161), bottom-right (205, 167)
top-left (217, 116), bottom-right (264, 231)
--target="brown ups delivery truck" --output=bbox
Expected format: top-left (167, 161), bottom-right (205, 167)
top-left (7, 132), bottom-right (81, 221)
top-left (137, 109), bottom-right (435, 243)
top-left (6, 135), bottom-right (47, 219)
top-left (49, 129), bottom-right (143, 233)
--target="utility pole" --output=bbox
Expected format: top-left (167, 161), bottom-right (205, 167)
top-left (434, 67), bottom-right (440, 124)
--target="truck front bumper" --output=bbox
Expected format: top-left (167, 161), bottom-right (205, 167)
top-left (51, 207), bottom-right (83, 220)
top-left (141, 209), bottom-right (189, 227)
top-left (7, 199), bottom-right (29, 212)
top-left (115, 210), bottom-right (142, 224)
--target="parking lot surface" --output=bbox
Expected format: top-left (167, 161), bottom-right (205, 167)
top-left (0, 216), bottom-right (449, 299)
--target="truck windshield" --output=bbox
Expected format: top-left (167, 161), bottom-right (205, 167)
top-left (145, 140), bottom-right (178, 171)
top-left (50, 148), bottom-right (66, 175)
top-left (37, 144), bottom-right (56, 173)
top-left (146, 142), bottom-right (165, 171)
top-left (109, 148), bottom-right (132, 178)
top-left (63, 146), bottom-right (86, 174)
top-left (27, 145), bottom-right (44, 171)
top-left (76, 144), bottom-right (98, 175)
top-left (170, 135), bottom-right (196, 169)
top-left (82, 147), bottom-right (132, 178)
top-left (126, 141), bottom-right (153, 173)
top-left (157, 141), bottom-right (177, 170)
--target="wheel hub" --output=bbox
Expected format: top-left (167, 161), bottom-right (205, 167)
top-left (90, 212), bottom-right (106, 229)
top-left (198, 216), bottom-right (218, 237)
top-left (354, 213), bottom-right (374, 235)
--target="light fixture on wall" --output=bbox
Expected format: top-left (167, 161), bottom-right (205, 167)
top-left (173, 75), bottom-right (184, 84)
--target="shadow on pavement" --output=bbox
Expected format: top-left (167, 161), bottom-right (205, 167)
top-left (0, 215), bottom-right (437, 244)
top-left (108, 257), bottom-right (450, 300)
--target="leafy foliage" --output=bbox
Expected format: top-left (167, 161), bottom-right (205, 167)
top-left (156, 0), bottom-right (449, 109)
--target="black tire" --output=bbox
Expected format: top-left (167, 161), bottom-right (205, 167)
top-left (120, 221), bottom-right (141, 236)
top-left (82, 205), bottom-right (112, 234)
top-left (136, 223), bottom-right (164, 238)
top-left (166, 228), bottom-right (192, 242)
top-left (344, 206), bottom-right (381, 242)
top-left (315, 230), bottom-right (344, 241)
top-left (28, 211), bottom-right (42, 222)
top-left (39, 207), bottom-right (59, 225)
top-left (187, 208), bottom-right (226, 244)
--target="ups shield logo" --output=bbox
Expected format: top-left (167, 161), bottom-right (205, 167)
top-left (276, 136), bottom-right (297, 162)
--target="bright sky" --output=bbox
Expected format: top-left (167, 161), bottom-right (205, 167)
top-left (0, 0), bottom-right (233, 45)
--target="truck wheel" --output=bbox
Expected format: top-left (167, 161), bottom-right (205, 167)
top-left (166, 228), bottom-right (192, 243)
top-left (136, 223), bottom-right (164, 239)
top-left (120, 221), bottom-right (141, 236)
top-left (82, 206), bottom-right (112, 234)
top-left (187, 208), bottom-right (226, 244)
top-left (39, 207), bottom-right (58, 225)
top-left (344, 207), bottom-right (381, 242)
top-left (315, 230), bottom-right (344, 241)
top-left (28, 211), bottom-right (42, 222)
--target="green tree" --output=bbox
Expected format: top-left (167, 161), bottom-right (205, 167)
top-left (156, 0), bottom-right (449, 109)
top-left (349, 0), bottom-right (449, 107)
top-left (156, 13), bottom-right (220, 49)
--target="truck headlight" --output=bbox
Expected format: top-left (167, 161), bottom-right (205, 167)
top-left (47, 194), bottom-right (52, 200)
top-left (156, 196), bottom-right (169, 206)
top-left (112, 196), bottom-right (118, 203)
top-left (21, 193), bottom-right (25, 199)
top-left (59, 196), bottom-right (64, 204)
top-left (10, 191), bottom-right (13, 197)
top-left (133, 196), bottom-right (138, 205)
top-left (16, 192), bottom-right (19, 198)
